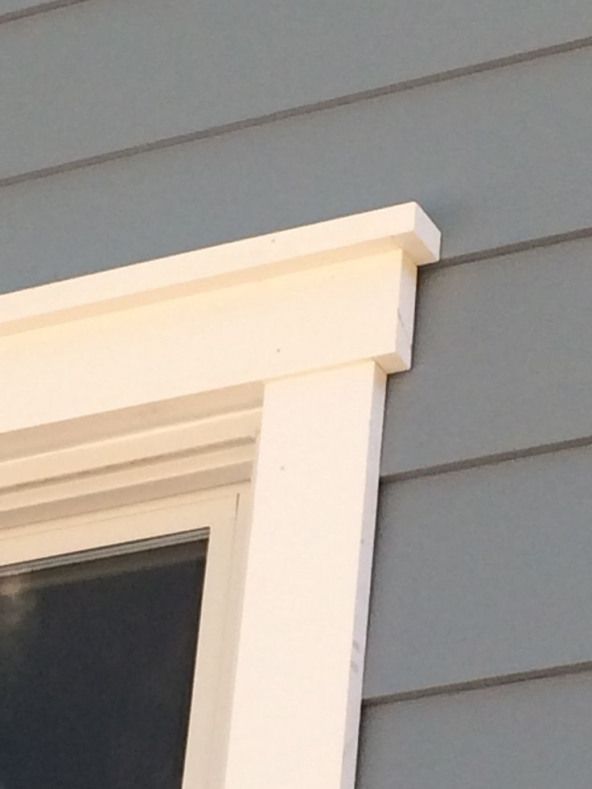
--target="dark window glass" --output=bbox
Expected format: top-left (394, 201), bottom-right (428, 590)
top-left (0, 537), bottom-right (206, 789)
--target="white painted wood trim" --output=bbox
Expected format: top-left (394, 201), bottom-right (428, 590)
top-left (0, 202), bottom-right (439, 336)
top-left (0, 202), bottom-right (441, 789)
top-left (224, 362), bottom-right (386, 789)
top-left (0, 252), bottom-right (419, 434)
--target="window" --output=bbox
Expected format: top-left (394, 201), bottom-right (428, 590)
top-left (0, 203), bottom-right (439, 788)
top-left (0, 493), bottom-right (244, 789)
top-left (0, 535), bottom-right (206, 789)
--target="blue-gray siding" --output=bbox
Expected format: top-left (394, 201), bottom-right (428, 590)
top-left (2, 0), bottom-right (592, 181)
top-left (359, 673), bottom-right (592, 788)
top-left (1, 4), bottom-right (591, 786)
top-left (381, 237), bottom-right (592, 477)
top-left (3, 47), bottom-right (592, 293)
top-left (366, 443), bottom-right (592, 699)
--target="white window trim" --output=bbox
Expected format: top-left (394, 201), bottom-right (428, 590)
top-left (0, 202), bottom-right (440, 788)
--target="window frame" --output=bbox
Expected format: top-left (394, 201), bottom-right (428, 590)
top-left (0, 486), bottom-right (248, 789)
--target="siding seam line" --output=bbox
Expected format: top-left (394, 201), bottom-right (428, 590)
top-left (363, 661), bottom-right (592, 707)
top-left (436, 226), bottom-right (592, 268)
top-left (2, 34), bottom-right (592, 187)
top-left (0, 0), bottom-right (89, 24)
top-left (380, 433), bottom-right (592, 484)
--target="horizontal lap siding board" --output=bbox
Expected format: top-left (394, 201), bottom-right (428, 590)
top-left (365, 444), bottom-right (592, 699)
top-left (3, 48), bottom-right (592, 292)
top-left (381, 237), bottom-right (592, 476)
top-left (1, 0), bottom-right (592, 179)
top-left (358, 673), bottom-right (592, 789)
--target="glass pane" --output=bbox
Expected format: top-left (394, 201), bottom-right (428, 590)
top-left (0, 537), bottom-right (207, 789)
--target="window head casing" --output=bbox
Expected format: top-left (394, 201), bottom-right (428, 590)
top-left (0, 202), bottom-right (440, 788)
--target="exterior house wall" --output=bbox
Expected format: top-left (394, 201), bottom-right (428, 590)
top-left (2, 3), bottom-right (592, 785)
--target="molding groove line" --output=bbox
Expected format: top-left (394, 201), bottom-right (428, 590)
top-left (0, 201), bottom-right (440, 788)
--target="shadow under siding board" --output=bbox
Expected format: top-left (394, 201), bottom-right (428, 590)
top-left (1, 0), bottom-right (592, 180)
top-left (2, 47), bottom-right (592, 293)
top-left (358, 672), bottom-right (592, 789)
top-left (0, 0), bottom-right (88, 21)
top-left (364, 444), bottom-right (592, 700)
top-left (380, 236), bottom-right (592, 477)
